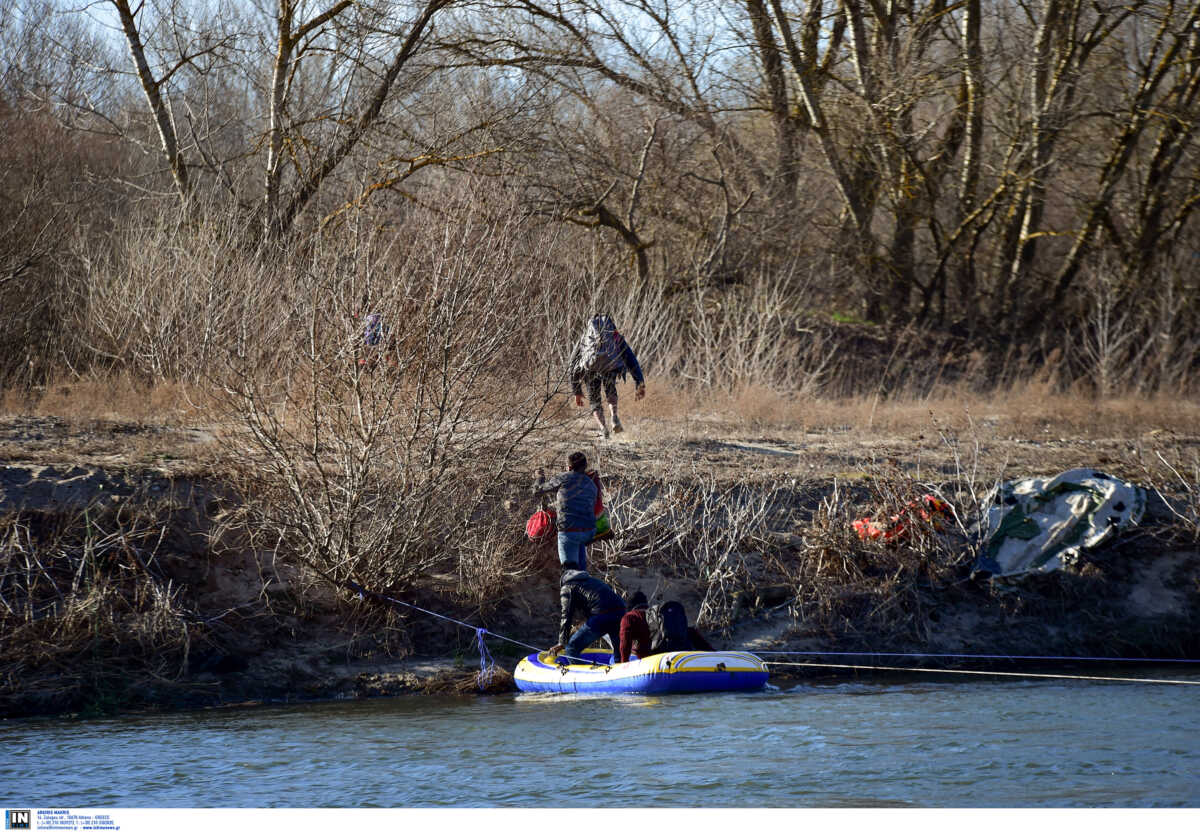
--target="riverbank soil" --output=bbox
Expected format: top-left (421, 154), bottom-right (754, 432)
top-left (1, 395), bottom-right (1198, 717)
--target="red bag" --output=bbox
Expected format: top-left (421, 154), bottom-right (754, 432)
top-left (854, 495), bottom-right (950, 543)
top-left (526, 509), bottom-right (555, 541)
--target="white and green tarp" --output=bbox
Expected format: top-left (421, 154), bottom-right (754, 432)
top-left (975, 468), bottom-right (1146, 578)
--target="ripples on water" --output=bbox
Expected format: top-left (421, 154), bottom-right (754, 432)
top-left (2, 676), bottom-right (1197, 807)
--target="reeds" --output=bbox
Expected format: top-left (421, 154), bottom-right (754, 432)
top-left (0, 499), bottom-right (212, 714)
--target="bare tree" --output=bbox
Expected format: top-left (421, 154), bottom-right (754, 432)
top-left (73, 1), bottom-right (492, 241)
top-left (217, 190), bottom-right (571, 596)
top-left (9, 0), bottom-right (1200, 392)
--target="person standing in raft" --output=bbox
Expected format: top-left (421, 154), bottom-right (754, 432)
top-left (569, 313), bottom-right (645, 439)
top-left (550, 564), bottom-right (626, 664)
top-left (617, 590), bottom-right (653, 663)
top-left (532, 451), bottom-right (598, 571)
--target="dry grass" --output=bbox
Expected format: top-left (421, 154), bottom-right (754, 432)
top-left (590, 453), bottom-right (979, 646)
top-left (772, 463), bottom-right (973, 646)
top-left (597, 472), bottom-right (798, 631)
top-left (1, 376), bottom-right (215, 427)
top-left (620, 379), bottom-right (1200, 439)
top-left (0, 499), bottom-right (216, 714)
top-left (1134, 445), bottom-right (1200, 545)
top-left (412, 665), bottom-right (515, 695)
top-left (7, 377), bottom-right (1198, 442)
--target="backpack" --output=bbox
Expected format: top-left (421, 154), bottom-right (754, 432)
top-left (648, 601), bottom-right (692, 653)
top-left (576, 314), bottom-right (625, 375)
top-left (525, 509), bottom-right (555, 541)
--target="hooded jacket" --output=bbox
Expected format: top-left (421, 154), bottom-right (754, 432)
top-left (558, 569), bottom-right (625, 646)
top-left (618, 606), bottom-right (652, 663)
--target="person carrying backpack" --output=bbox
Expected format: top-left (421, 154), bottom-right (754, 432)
top-left (569, 314), bottom-right (645, 439)
top-left (532, 451), bottom-right (599, 571)
top-left (354, 294), bottom-right (395, 370)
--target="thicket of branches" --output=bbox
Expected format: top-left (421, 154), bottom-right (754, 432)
top-left (0, 500), bottom-right (212, 713)
top-left (214, 195), bottom-right (578, 602)
top-left (1, 0), bottom-right (1198, 395)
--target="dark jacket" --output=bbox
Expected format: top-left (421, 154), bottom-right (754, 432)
top-left (648, 601), bottom-right (715, 653)
top-left (569, 337), bottom-right (644, 394)
top-left (533, 470), bottom-right (597, 532)
top-left (618, 607), bottom-right (652, 663)
top-left (558, 569), bottom-right (625, 646)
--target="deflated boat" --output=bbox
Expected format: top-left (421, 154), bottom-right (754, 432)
top-left (514, 648), bottom-right (769, 694)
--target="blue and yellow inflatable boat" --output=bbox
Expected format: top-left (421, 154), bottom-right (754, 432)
top-left (514, 648), bottom-right (769, 694)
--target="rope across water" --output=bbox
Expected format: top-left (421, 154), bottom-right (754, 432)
top-left (752, 650), bottom-right (1200, 664)
top-left (344, 579), bottom-right (610, 681)
top-left (344, 581), bottom-right (1198, 687)
top-left (758, 659), bottom-right (1200, 686)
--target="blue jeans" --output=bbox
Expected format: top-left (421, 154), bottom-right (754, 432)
top-left (557, 528), bottom-right (594, 571)
top-left (564, 610), bottom-right (624, 663)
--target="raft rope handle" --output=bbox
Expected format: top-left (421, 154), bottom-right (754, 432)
top-left (753, 650), bottom-right (1200, 664)
top-left (761, 659), bottom-right (1200, 686)
top-left (344, 579), bottom-right (611, 672)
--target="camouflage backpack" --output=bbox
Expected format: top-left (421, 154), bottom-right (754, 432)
top-left (576, 314), bottom-right (625, 375)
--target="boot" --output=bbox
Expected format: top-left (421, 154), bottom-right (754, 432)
top-left (591, 409), bottom-right (610, 439)
top-left (610, 404), bottom-right (624, 434)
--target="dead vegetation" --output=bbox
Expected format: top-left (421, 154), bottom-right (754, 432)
top-left (582, 457), bottom-right (972, 648)
top-left (1, 345), bottom-right (1197, 715)
top-left (2, 0), bottom-right (1197, 716)
top-left (596, 472), bottom-right (798, 630)
top-left (1137, 446), bottom-right (1200, 546)
top-left (770, 465), bottom-right (973, 647)
top-left (1, 404), bottom-right (1198, 715)
top-left (0, 498), bottom-right (217, 715)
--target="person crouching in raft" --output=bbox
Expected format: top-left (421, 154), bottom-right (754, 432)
top-left (549, 564), bottom-right (626, 665)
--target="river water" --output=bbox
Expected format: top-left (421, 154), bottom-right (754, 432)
top-left (3, 674), bottom-right (1198, 808)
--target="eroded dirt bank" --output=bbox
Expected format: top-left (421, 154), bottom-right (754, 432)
top-left (1, 413), bottom-right (1198, 718)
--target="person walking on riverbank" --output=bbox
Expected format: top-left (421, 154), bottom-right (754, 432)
top-left (569, 314), bottom-right (645, 439)
top-left (617, 590), bottom-right (652, 663)
top-left (550, 565), bottom-right (626, 664)
top-left (532, 451), bottom-right (598, 571)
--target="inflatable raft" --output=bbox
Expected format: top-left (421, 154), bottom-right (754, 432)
top-left (514, 648), bottom-right (769, 694)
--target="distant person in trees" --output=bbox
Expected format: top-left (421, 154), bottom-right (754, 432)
top-left (617, 590), bottom-right (653, 663)
top-left (549, 564), bottom-right (627, 664)
top-left (355, 293), bottom-right (394, 370)
top-left (569, 313), bottom-right (645, 439)
top-left (532, 451), bottom-right (598, 571)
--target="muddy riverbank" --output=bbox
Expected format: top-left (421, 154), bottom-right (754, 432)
top-left (1, 409), bottom-right (1197, 718)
